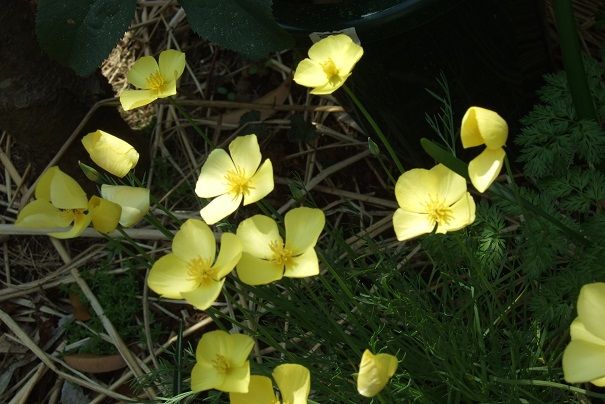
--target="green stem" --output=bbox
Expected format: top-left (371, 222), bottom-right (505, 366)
top-left (173, 319), bottom-right (183, 395)
top-left (145, 212), bottom-right (175, 240)
top-left (167, 97), bottom-right (214, 148)
top-left (342, 85), bottom-right (404, 175)
top-left (552, 0), bottom-right (597, 120)
top-left (491, 376), bottom-right (605, 399)
top-left (498, 157), bottom-right (589, 246)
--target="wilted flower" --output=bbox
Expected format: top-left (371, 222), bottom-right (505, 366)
top-left (293, 34), bottom-right (363, 95)
top-left (195, 134), bottom-right (273, 225)
top-left (461, 106), bottom-right (508, 193)
top-left (81, 130), bottom-right (139, 178)
top-left (191, 330), bottom-right (254, 393)
top-left (100, 184), bottom-right (149, 227)
top-left (393, 164), bottom-right (476, 241)
top-left (357, 349), bottom-right (398, 398)
top-left (236, 207), bottom-right (324, 285)
top-left (147, 219), bottom-right (242, 310)
top-left (16, 166), bottom-right (121, 238)
top-left (120, 49), bottom-right (185, 110)
top-left (230, 364), bottom-right (311, 404)
top-left (562, 283), bottom-right (605, 386)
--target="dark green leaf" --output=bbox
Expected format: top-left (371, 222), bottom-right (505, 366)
top-left (420, 138), bottom-right (468, 179)
top-left (180, 0), bottom-right (293, 60)
top-left (36, 0), bottom-right (136, 76)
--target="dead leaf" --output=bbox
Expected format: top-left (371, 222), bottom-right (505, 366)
top-left (68, 293), bottom-right (91, 321)
top-left (63, 353), bottom-right (126, 374)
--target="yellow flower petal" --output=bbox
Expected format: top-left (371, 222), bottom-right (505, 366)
top-left (577, 282), bottom-right (605, 340)
top-left (89, 196), bottom-right (121, 234)
top-left (199, 192), bottom-right (242, 225)
top-left (158, 49), bottom-right (186, 83)
top-left (394, 168), bottom-right (439, 213)
top-left (228, 134), bottom-right (262, 179)
top-left (49, 210), bottom-right (91, 239)
top-left (81, 130), bottom-right (139, 178)
top-left (156, 77), bottom-right (177, 99)
top-left (284, 247), bottom-right (319, 279)
top-left (230, 375), bottom-right (277, 404)
top-left (310, 76), bottom-right (349, 95)
top-left (35, 166), bottom-right (59, 201)
top-left (293, 59), bottom-right (329, 88)
top-left (193, 331), bottom-right (253, 393)
top-left (195, 149), bottom-right (235, 198)
top-left (50, 169), bottom-right (88, 209)
top-left (273, 363), bottom-right (311, 404)
top-left (284, 207), bottom-right (325, 255)
top-left (213, 232), bottom-right (243, 279)
top-left (438, 192), bottom-right (476, 233)
top-left (308, 34), bottom-right (362, 75)
top-left (172, 219), bottom-right (216, 264)
top-left (242, 159), bottom-right (274, 205)
top-left (392, 208), bottom-right (434, 241)
top-left (461, 106), bottom-right (508, 150)
top-left (191, 360), bottom-right (224, 393)
top-left (16, 199), bottom-right (71, 229)
top-left (100, 185), bottom-right (149, 227)
top-left (236, 252), bottom-right (283, 285)
top-left (432, 164), bottom-right (467, 207)
top-left (181, 279), bottom-right (225, 310)
top-left (357, 349), bottom-right (398, 398)
top-left (219, 361), bottom-right (251, 393)
top-left (570, 318), bottom-right (605, 345)
top-left (468, 147), bottom-right (505, 193)
top-left (126, 55), bottom-right (159, 89)
top-left (147, 254), bottom-right (198, 299)
top-left (236, 215), bottom-right (280, 259)
top-left (119, 89), bottom-right (158, 111)
top-left (563, 339), bottom-right (605, 384)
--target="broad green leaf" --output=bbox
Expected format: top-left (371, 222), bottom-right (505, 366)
top-left (36, 0), bottom-right (137, 76)
top-left (180, 0), bottom-right (294, 60)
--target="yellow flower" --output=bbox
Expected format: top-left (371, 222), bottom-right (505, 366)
top-left (81, 130), bottom-right (139, 178)
top-left (461, 106), bottom-right (508, 193)
top-left (195, 134), bottom-right (274, 225)
top-left (236, 207), bottom-right (324, 285)
top-left (562, 283), bottom-right (605, 386)
top-left (147, 219), bottom-right (242, 310)
top-left (16, 166), bottom-right (121, 238)
top-left (393, 164), bottom-right (476, 241)
top-left (191, 330), bottom-right (254, 393)
top-left (230, 364), bottom-right (311, 404)
top-left (100, 185), bottom-right (150, 227)
top-left (293, 34), bottom-right (363, 95)
top-left (119, 49), bottom-right (186, 111)
top-left (357, 349), bottom-right (398, 398)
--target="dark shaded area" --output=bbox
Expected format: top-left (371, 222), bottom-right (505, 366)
top-left (276, 0), bottom-right (554, 168)
top-left (0, 0), bottom-right (148, 185)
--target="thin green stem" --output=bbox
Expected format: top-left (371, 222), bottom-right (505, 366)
top-left (491, 376), bottom-right (605, 399)
top-left (145, 212), bottom-right (175, 240)
top-left (342, 85), bottom-right (404, 175)
top-left (173, 319), bottom-right (183, 395)
top-left (552, 0), bottom-right (596, 120)
top-left (499, 157), bottom-right (589, 246)
top-left (167, 97), bottom-right (214, 148)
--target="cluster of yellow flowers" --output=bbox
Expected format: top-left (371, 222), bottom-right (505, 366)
top-left (16, 130), bottom-right (149, 237)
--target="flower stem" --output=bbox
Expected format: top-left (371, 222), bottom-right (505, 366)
top-left (498, 156), bottom-right (589, 246)
top-left (343, 85), bottom-right (404, 175)
top-left (167, 97), bottom-right (214, 148)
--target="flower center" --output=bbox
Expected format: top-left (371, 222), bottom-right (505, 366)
top-left (269, 240), bottom-right (293, 266)
top-left (321, 58), bottom-right (340, 83)
top-left (146, 71), bottom-right (166, 91)
top-left (186, 256), bottom-right (214, 287)
top-left (212, 354), bottom-right (230, 374)
top-left (425, 197), bottom-right (453, 227)
top-left (225, 166), bottom-right (252, 196)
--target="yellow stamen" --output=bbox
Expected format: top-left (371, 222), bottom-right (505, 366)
top-left (212, 354), bottom-right (230, 374)
top-left (146, 71), bottom-right (166, 91)
top-left (269, 240), bottom-right (293, 266)
top-left (186, 257), bottom-right (214, 287)
top-left (225, 165), bottom-right (252, 196)
top-left (425, 197), bottom-right (453, 227)
top-left (321, 59), bottom-right (340, 84)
